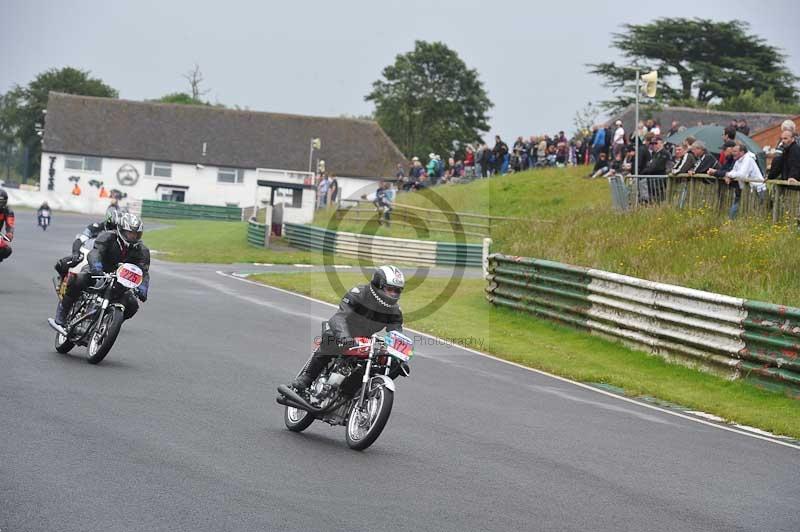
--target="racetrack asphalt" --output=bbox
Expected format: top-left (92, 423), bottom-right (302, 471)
top-left (1, 211), bottom-right (798, 532)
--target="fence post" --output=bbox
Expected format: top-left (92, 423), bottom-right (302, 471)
top-left (773, 185), bottom-right (782, 224)
top-left (482, 238), bottom-right (492, 279)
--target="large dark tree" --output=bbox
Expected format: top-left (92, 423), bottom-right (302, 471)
top-left (588, 18), bottom-right (799, 111)
top-left (0, 67), bottom-right (117, 181)
top-left (366, 41), bottom-right (492, 159)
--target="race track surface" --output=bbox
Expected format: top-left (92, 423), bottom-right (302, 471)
top-left (1, 212), bottom-right (798, 532)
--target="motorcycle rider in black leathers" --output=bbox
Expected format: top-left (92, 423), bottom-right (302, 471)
top-left (50, 213), bottom-right (150, 334)
top-left (55, 204), bottom-right (121, 276)
top-left (291, 265), bottom-right (406, 391)
top-left (0, 189), bottom-right (15, 263)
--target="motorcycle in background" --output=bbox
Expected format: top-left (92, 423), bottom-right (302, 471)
top-left (38, 208), bottom-right (51, 231)
top-left (277, 328), bottom-right (414, 451)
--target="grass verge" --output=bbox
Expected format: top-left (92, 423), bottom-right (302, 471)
top-left (250, 271), bottom-right (800, 439)
top-left (143, 219), bottom-right (355, 264)
top-left (316, 167), bottom-right (800, 306)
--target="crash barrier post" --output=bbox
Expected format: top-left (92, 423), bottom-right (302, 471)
top-left (334, 200), bottom-right (544, 239)
top-left (141, 199), bottom-right (242, 221)
top-left (284, 222), bottom-right (483, 267)
top-left (247, 218), bottom-right (269, 248)
top-left (485, 253), bottom-right (800, 398)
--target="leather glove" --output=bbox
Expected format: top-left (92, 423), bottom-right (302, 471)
top-left (70, 251), bottom-right (84, 264)
top-left (135, 288), bottom-right (147, 302)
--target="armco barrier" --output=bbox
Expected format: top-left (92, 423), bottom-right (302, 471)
top-left (284, 223), bottom-right (483, 267)
top-left (485, 253), bottom-right (800, 397)
top-left (247, 218), bottom-right (268, 247)
top-left (142, 199), bottom-right (242, 221)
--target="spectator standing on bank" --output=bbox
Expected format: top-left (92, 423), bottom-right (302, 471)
top-left (688, 141), bottom-right (720, 178)
top-left (317, 174), bottom-right (330, 208)
top-left (736, 119), bottom-right (750, 136)
top-left (591, 125), bottom-right (606, 162)
top-left (768, 128), bottom-right (800, 183)
top-left (667, 120), bottom-right (680, 137)
top-left (464, 145), bottom-right (475, 177)
top-left (612, 120), bottom-right (626, 157)
top-left (493, 135), bottom-right (509, 175)
top-left (480, 143), bottom-right (491, 177)
top-left (724, 141), bottom-right (766, 219)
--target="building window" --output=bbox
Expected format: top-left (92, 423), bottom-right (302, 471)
top-left (145, 161), bottom-right (172, 178)
top-left (275, 187), bottom-right (302, 208)
top-left (217, 167), bottom-right (244, 184)
top-left (64, 156), bottom-right (103, 172)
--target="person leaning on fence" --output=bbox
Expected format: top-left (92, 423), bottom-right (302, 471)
top-left (767, 127), bottom-right (800, 184)
top-left (671, 143), bottom-right (697, 209)
top-left (640, 136), bottom-right (670, 203)
top-left (687, 141), bottom-right (720, 185)
top-left (724, 141), bottom-right (766, 219)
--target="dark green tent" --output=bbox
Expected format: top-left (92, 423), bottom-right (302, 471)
top-left (666, 125), bottom-right (766, 172)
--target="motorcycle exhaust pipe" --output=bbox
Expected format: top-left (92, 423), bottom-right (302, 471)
top-left (276, 384), bottom-right (326, 415)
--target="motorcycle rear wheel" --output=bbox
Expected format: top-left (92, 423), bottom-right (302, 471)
top-left (284, 406), bottom-right (315, 432)
top-left (345, 385), bottom-right (393, 451)
top-left (87, 307), bottom-right (124, 364)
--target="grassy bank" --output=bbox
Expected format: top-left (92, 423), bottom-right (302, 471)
top-left (317, 167), bottom-right (800, 306)
top-left (143, 219), bottom-right (352, 264)
top-left (250, 271), bottom-right (800, 439)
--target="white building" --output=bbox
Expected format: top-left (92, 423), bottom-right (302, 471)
top-left (40, 93), bottom-right (406, 222)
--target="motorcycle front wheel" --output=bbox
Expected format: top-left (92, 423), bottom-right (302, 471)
top-left (345, 384), bottom-right (394, 451)
top-left (87, 307), bottom-right (124, 364)
top-left (54, 330), bottom-right (74, 354)
top-left (284, 405), bottom-right (315, 432)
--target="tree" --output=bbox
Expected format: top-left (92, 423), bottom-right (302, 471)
top-left (1, 67), bottom-right (117, 181)
top-left (183, 63), bottom-right (210, 101)
top-left (588, 18), bottom-right (799, 112)
top-left (716, 89), bottom-right (800, 114)
top-left (572, 102), bottom-right (600, 138)
top-left (365, 41), bottom-right (493, 159)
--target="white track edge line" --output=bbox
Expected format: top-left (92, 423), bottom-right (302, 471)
top-left (215, 270), bottom-right (800, 451)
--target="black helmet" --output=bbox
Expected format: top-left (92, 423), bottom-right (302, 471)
top-left (0, 189), bottom-right (7, 208)
top-left (370, 265), bottom-right (405, 307)
top-left (116, 213), bottom-right (143, 248)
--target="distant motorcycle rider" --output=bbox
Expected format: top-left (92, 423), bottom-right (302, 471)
top-left (55, 204), bottom-right (121, 276)
top-left (291, 265), bottom-right (406, 390)
top-left (0, 189), bottom-right (15, 263)
top-left (50, 213), bottom-right (150, 334)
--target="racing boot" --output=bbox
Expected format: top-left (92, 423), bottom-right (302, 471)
top-left (291, 355), bottom-right (327, 391)
top-left (49, 292), bottom-right (76, 336)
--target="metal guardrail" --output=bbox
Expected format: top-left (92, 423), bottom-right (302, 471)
top-left (284, 222), bottom-right (483, 267)
top-left (142, 199), bottom-right (242, 221)
top-left (247, 218), bottom-right (268, 247)
top-left (335, 200), bottom-right (542, 239)
top-left (485, 253), bottom-right (800, 397)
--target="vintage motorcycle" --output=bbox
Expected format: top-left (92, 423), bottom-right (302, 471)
top-left (38, 208), bottom-right (51, 231)
top-left (49, 260), bottom-right (143, 364)
top-left (277, 329), bottom-right (414, 451)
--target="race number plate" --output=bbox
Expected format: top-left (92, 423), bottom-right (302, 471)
top-left (384, 330), bottom-right (414, 362)
top-left (116, 263), bottom-right (143, 289)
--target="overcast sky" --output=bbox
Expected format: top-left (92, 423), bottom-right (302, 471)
top-left (2, 0), bottom-right (799, 143)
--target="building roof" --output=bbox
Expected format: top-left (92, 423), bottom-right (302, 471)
top-left (611, 104), bottom-right (792, 137)
top-left (750, 115), bottom-right (800, 149)
top-left (43, 92), bottom-right (406, 178)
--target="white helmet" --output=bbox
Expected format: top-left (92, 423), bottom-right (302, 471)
top-left (370, 265), bottom-right (405, 306)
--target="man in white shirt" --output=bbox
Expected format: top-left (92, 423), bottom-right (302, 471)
top-left (725, 141), bottom-right (765, 218)
top-left (612, 120), bottom-right (625, 157)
